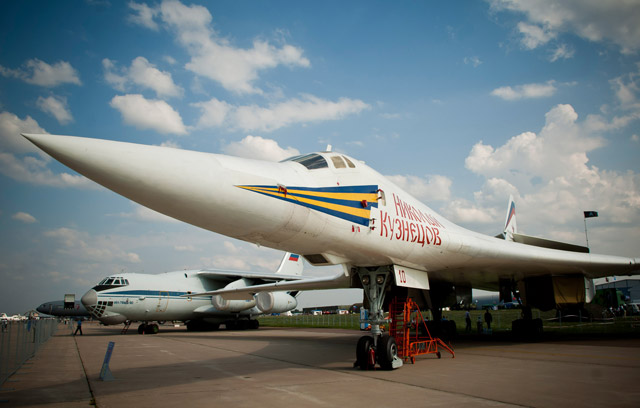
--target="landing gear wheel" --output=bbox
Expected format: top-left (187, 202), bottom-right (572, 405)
top-left (377, 335), bottom-right (399, 370)
top-left (250, 320), bottom-right (259, 330)
top-left (144, 323), bottom-right (159, 334)
top-left (355, 336), bottom-right (375, 370)
top-left (137, 323), bottom-right (147, 334)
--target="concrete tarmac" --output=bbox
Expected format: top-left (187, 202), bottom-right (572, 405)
top-left (2, 321), bottom-right (639, 407)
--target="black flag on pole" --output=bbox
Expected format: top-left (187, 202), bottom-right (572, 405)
top-left (584, 211), bottom-right (598, 218)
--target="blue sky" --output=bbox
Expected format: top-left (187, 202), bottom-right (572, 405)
top-left (1, 0), bottom-right (639, 314)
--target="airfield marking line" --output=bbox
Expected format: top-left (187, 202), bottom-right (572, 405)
top-left (73, 334), bottom-right (97, 407)
top-left (159, 334), bottom-right (527, 407)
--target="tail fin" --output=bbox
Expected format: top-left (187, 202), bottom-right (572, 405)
top-left (275, 253), bottom-right (304, 276)
top-left (503, 195), bottom-right (517, 241)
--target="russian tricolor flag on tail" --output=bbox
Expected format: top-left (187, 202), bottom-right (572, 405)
top-left (288, 254), bottom-right (300, 262)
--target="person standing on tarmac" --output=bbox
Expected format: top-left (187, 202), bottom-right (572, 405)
top-left (484, 309), bottom-right (493, 330)
top-left (74, 319), bottom-right (83, 335)
top-left (465, 310), bottom-right (472, 333)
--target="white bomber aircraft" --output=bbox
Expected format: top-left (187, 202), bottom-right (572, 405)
top-left (79, 252), bottom-right (302, 334)
top-left (24, 133), bottom-right (639, 369)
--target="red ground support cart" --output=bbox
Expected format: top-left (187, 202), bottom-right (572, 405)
top-left (389, 298), bottom-right (455, 364)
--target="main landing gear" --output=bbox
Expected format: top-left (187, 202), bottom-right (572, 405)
top-left (137, 323), bottom-right (159, 334)
top-left (353, 266), bottom-right (403, 370)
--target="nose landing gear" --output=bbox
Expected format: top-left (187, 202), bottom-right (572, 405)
top-left (353, 266), bottom-right (403, 370)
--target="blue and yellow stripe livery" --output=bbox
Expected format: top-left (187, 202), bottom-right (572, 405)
top-left (237, 185), bottom-right (379, 226)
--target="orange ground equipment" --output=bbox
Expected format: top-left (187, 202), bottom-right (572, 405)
top-left (389, 297), bottom-right (455, 364)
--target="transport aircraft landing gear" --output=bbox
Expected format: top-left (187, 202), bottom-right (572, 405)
top-left (512, 306), bottom-right (543, 340)
top-left (137, 323), bottom-right (159, 334)
top-left (353, 266), bottom-right (403, 370)
top-left (224, 319), bottom-right (259, 330)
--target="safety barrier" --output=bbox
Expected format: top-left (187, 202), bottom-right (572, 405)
top-left (0, 319), bottom-right (59, 386)
top-left (259, 313), bottom-right (361, 329)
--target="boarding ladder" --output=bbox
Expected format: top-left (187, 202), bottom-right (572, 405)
top-left (121, 321), bottom-right (132, 334)
top-left (388, 298), bottom-right (455, 363)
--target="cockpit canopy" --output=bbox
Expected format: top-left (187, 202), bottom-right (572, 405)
top-left (282, 153), bottom-right (356, 170)
top-left (92, 276), bottom-right (130, 292)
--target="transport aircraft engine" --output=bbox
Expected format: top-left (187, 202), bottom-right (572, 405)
top-left (256, 292), bottom-right (297, 314)
top-left (211, 278), bottom-right (257, 312)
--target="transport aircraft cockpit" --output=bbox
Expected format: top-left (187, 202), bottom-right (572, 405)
top-left (92, 276), bottom-right (130, 292)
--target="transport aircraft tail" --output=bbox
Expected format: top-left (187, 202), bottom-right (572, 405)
top-left (276, 253), bottom-right (304, 276)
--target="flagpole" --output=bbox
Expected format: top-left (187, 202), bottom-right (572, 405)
top-left (583, 211), bottom-right (598, 251)
top-left (584, 218), bottom-right (589, 249)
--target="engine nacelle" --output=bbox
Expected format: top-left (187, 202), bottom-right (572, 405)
top-left (211, 278), bottom-right (256, 312)
top-left (256, 292), bottom-right (297, 314)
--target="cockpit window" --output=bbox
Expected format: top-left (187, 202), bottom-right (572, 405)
top-left (283, 153), bottom-right (328, 170)
top-left (343, 156), bottom-right (356, 168)
top-left (93, 276), bottom-right (130, 292)
top-left (331, 156), bottom-right (346, 168)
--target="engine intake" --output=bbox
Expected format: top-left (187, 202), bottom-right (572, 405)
top-left (256, 292), bottom-right (297, 314)
top-left (211, 278), bottom-right (256, 312)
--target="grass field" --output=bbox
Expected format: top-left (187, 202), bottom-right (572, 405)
top-left (258, 309), bottom-right (640, 337)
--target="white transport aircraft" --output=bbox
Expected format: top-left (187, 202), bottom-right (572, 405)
top-left (24, 134), bottom-right (638, 369)
top-left (79, 252), bottom-right (303, 334)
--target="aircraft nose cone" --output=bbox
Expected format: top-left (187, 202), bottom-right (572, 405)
top-left (36, 304), bottom-right (46, 313)
top-left (81, 289), bottom-right (98, 307)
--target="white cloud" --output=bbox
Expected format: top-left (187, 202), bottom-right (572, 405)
top-left (199, 241), bottom-right (280, 271)
top-left (488, 0), bottom-right (640, 54)
top-left (222, 135), bottom-right (300, 161)
top-left (457, 103), bottom-right (640, 254)
top-left (491, 80), bottom-right (557, 100)
top-left (109, 204), bottom-right (179, 223)
top-left (0, 112), bottom-right (95, 188)
top-left (585, 66), bottom-right (640, 132)
top-left (0, 112), bottom-right (48, 155)
top-left (0, 152), bottom-right (95, 188)
top-left (103, 57), bottom-right (183, 98)
top-left (44, 227), bottom-right (141, 264)
top-left (174, 245), bottom-right (196, 252)
top-left (517, 21), bottom-right (554, 49)
top-left (549, 43), bottom-right (575, 62)
top-left (466, 104), bottom-right (605, 183)
top-left (193, 95), bottom-right (370, 132)
top-left (610, 65), bottom-right (640, 110)
top-left (128, 1), bottom-right (159, 30)
top-left (442, 198), bottom-right (498, 225)
top-left (131, 0), bottom-right (310, 94)
top-left (463, 56), bottom-right (483, 67)
top-left (0, 59), bottom-right (81, 87)
top-left (12, 212), bottom-right (37, 224)
top-left (36, 95), bottom-right (73, 124)
top-left (386, 174), bottom-right (452, 202)
top-left (191, 98), bottom-right (232, 128)
top-left (109, 94), bottom-right (188, 135)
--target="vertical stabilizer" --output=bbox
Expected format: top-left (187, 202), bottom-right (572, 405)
top-left (275, 253), bottom-right (304, 276)
top-left (503, 195), bottom-right (517, 241)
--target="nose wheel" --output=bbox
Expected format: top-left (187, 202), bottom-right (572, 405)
top-left (354, 334), bottom-right (401, 370)
top-left (355, 336), bottom-right (375, 370)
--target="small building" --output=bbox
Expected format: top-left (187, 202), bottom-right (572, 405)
top-left (596, 278), bottom-right (640, 303)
